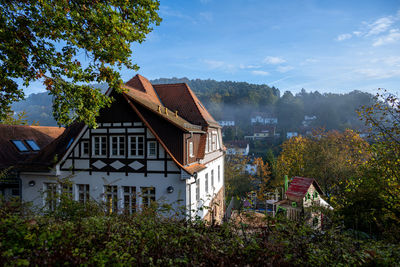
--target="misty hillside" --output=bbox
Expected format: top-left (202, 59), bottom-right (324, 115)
top-left (11, 78), bottom-right (374, 131)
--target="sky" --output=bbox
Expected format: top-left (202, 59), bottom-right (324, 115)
top-left (26, 0), bottom-right (400, 95)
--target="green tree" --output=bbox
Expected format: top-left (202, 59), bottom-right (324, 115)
top-left (0, 0), bottom-right (161, 127)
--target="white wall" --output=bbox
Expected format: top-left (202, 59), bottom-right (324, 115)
top-left (186, 156), bottom-right (224, 219)
top-left (20, 168), bottom-right (186, 215)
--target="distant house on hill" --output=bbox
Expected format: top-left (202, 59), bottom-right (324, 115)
top-left (286, 131), bottom-right (298, 139)
top-left (275, 177), bottom-right (331, 228)
top-left (250, 112), bottom-right (278, 125)
top-left (225, 140), bottom-right (249, 156)
top-left (218, 120), bottom-right (235, 127)
top-left (246, 125), bottom-right (277, 140)
top-left (302, 115), bottom-right (317, 127)
top-left (0, 74), bottom-right (225, 223)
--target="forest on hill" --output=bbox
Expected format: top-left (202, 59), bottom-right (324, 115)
top-left (13, 78), bottom-right (374, 133)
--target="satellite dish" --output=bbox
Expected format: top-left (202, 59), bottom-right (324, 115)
top-left (193, 172), bottom-right (198, 179)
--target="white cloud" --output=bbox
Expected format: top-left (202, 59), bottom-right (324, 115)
top-left (373, 29), bottom-right (400, 46)
top-left (263, 56), bottom-right (286, 64)
top-left (251, 70), bottom-right (270, 76)
top-left (356, 68), bottom-right (400, 79)
top-left (199, 12), bottom-right (213, 22)
top-left (203, 59), bottom-right (235, 72)
top-left (239, 64), bottom-right (261, 69)
top-left (366, 17), bottom-right (394, 36)
top-left (277, 66), bottom-right (294, 73)
top-left (352, 31), bottom-right (362, 37)
top-left (336, 33), bottom-right (352, 41)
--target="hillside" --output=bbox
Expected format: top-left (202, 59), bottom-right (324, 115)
top-left (11, 78), bottom-right (374, 131)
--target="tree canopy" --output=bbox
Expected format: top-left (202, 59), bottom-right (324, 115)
top-left (0, 0), bottom-right (161, 127)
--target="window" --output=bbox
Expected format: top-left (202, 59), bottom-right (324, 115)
top-left (141, 187), bottom-right (155, 207)
top-left (110, 136), bottom-right (125, 157)
top-left (93, 136), bottom-right (107, 156)
top-left (212, 134), bottom-right (217, 151)
top-left (196, 179), bottom-right (200, 201)
top-left (129, 136), bottom-right (144, 158)
top-left (205, 137), bottom-right (209, 153)
top-left (11, 140), bottom-right (29, 152)
top-left (313, 191), bottom-right (319, 199)
top-left (148, 141), bottom-right (157, 158)
top-left (82, 141), bottom-right (89, 156)
top-left (208, 134), bottom-right (212, 152)
top-left (105, 185), bottom-right (118, 213)
top-left (189, 142), bottom-right (194, 158)
top-left (62, 184), bottom-right (73, 200)
top-left (218, 165), bottom-right (220, 183)
top-left (123, 186), bottom-right (136, 214)
top-left (25, 140), bottom-right (40, 151)
top-left (205, 173), bottom-right (209, 193)
top-left (45, 183), bottom-right (58, 211)
top-left (211, 170), bottom-right (214, 190)
top-left (77, 184), bottom-right (90, 204)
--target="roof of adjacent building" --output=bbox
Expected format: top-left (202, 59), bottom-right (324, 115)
top-left (0, 125), bottom-right (65, 169)
top-left (285, 177), bottom-right (323, 199)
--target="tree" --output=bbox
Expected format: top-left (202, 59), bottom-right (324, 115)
top-left (0, 0), bottom-right (161, 127)
top-left (276, 129), bottom-right (369, 199)
top-left (355, 90), bottom-right (400, 235)
top-left (224, 155), bottom-right (254, 202)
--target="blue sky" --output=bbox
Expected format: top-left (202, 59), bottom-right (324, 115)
top-left (27, 0), bottom-right (400, 95)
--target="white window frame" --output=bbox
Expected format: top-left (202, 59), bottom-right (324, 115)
top-left (211, 169), bottom-right (214, 191)
top-left (141, 187), bottom-right (155, 207)
top-left (81, 141), bottom-right (89, 157)
top-left (77, 184), bottom-right (90, 204)
top-left (196, 179), bottom-right (200, 202)
top-left (147, 141), bottom-right (157, 158)
top-left (44, 183), bottom-right (58, 211)
top-left (92, 136), bottom-right (107, 157)
top-left (123, 186), bottom-right (136, 214)
top-left (212, 132), bottom-right (217, 151)
top-left (189, 141), bottom-right (194, 158)
top-left (205, 173), bottom-right (209, 194)
top-left (110, 136), bottom-right (125, 158)
top-left (104, 185), bottom-right (118, 213)
top-left (128, 135), bottom-right (144, 158)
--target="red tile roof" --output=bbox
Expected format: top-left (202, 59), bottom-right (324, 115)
top-left (153, 83), bottom-right (219, 127)
top-left (285, 177), bottom-right (323, 199)
top-left (125, 74), bottom-right (162, 106)
top-left (0, 125), bottom-right (65, 169)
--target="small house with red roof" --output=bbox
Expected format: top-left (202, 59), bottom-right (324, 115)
top-left (0, 74), bottom-right (225, 223)
top-left (275, 177), bottom-right (331, 228)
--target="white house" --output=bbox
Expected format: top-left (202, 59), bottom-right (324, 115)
top-left (250, 113), bottom-right (278, 125)
top-left (286, 132), bottom-right (298, 139)
top-left (225, 140), bottom-right (249, 156)
top-left (218, 120), bottom-right (235, 127)
top-left (0, 74), bottom-right (225, 223)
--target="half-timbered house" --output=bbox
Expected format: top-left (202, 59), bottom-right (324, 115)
top-left (1, 74), bottom-right (225, 222)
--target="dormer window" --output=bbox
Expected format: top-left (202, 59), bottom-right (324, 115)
top-left (11, 140), bottom-right (29, 152)
top-left (25, 140), bottom-right (40, 151)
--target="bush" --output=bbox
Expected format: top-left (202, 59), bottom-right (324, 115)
top-left (0, 199), bottom-right (399, 266)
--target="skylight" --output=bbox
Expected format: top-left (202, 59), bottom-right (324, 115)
top-left (66, 138), bottom-right (74, 149)
top-left (11, 140), bottom-right (29, 152)
top-left (25, 140), bottom-right (40, 151)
